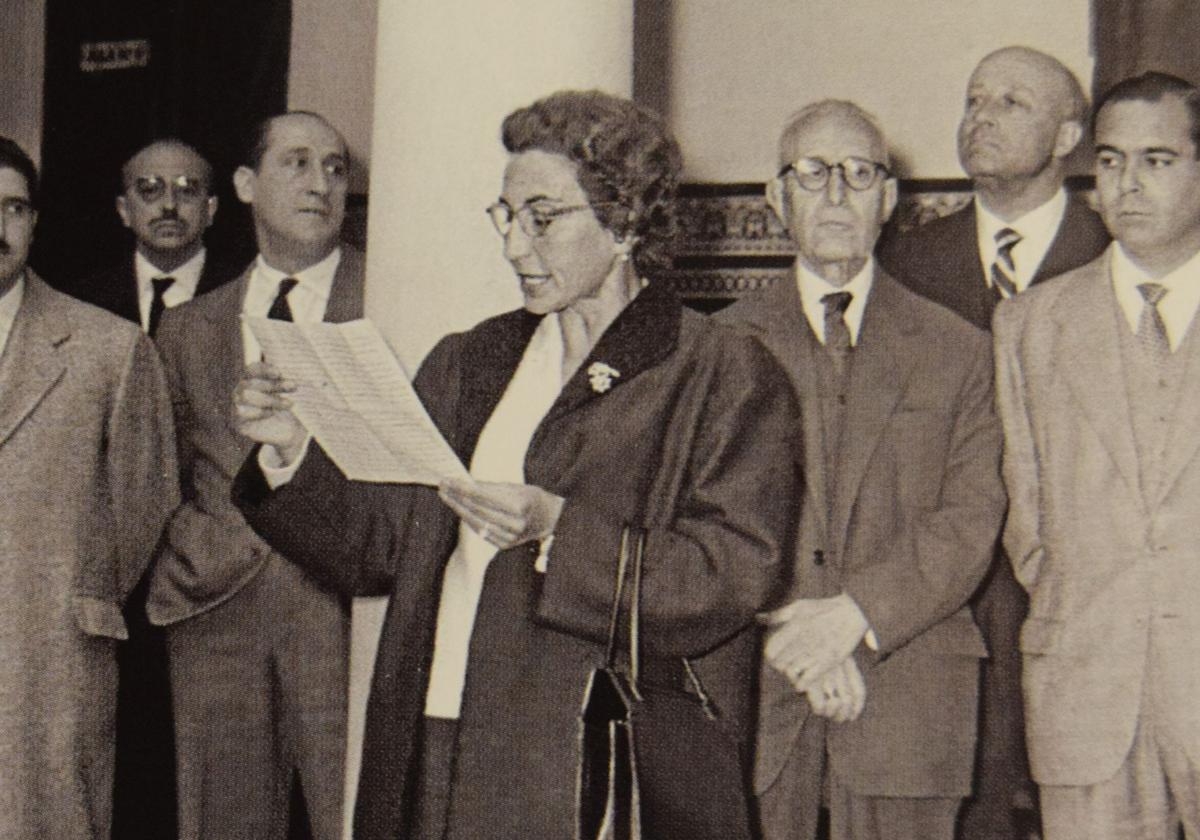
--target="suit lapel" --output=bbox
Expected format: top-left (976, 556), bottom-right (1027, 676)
top-left (0, 275), bottom-right (68, 449)
top-left (324, 247), bottom-right (366, 323)
top-left (117, 255), bottom-right (142, 324)
top-left (208, 271), bottom-right (256, 447)
top-left (1054, 266), bottom-right (1144, 506)
top-left (830, 273), bottom-right (920, 545)
top-left (945, 204), bottom-right (998, 329)
top-left (1032, 195), bottom-right (1111, 286)
top-left (748, 278), bottom-right (831, 543)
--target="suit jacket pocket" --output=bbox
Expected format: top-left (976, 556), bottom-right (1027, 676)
top-left (73, 594), bottom-right (128, 640)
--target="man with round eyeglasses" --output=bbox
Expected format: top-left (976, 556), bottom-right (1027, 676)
top-left (77, 139), bottom-right (235, 335)
top-left (719, 99), bottom-right (1004, 840)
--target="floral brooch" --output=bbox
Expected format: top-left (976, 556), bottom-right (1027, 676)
top-left (587, 361), bottom-right (621, 393)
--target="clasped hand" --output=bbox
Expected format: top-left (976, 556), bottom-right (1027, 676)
top-left (759, 594), bottom-right (871, 722)
top-left (232, 361), bottom-right (308, 463)
top-left (439, 478), bottom-right (565, 551)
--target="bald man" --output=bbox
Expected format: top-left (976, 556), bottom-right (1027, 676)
top-left (78, 139), bottom-right (235, 333)
top-left (879, 46), bottom-right (1110, 840)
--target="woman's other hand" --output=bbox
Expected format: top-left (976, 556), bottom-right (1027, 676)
top-left (439, 479), bottom-right (565, 549)
top-left (232, 361), bottom-right (307, 464)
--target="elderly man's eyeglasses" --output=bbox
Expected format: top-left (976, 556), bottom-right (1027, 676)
top-left (779, 157), bottom-right (890, 192)
top-left (486, 201), bottom-right (616, 238)
top-left (0, 197), bottom-right (34, 223)
top-left (131, 175), bottom-right (208, 204)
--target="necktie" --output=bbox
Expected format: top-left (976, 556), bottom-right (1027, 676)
top-left (991, 227), bottom-right (1022, 299)
top-left (1136, 282), bottom-right (1170, 358)
top-left (821, 291), bottom-right (853, 378)
top-left (148, 276), bottom-right (175, 337)
top-left (268, 277), bottom-right (298, 322)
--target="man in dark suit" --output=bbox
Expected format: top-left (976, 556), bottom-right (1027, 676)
top-left (76, 139), bottom-right (234, 334)
top-left (878, 46), bottom-right (1110, 840)
top-left (721, 100), bottom-right (1005, 840)
top-left (148, 112), bottom-right (363, 840)
top-left (74, 139), bottom-right (235, 840)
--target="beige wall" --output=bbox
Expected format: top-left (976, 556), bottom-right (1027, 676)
top-left (0, 0), bottom-right (47, 164)
top-left (289, 0), bottom-right (378, 192)
top-left (664, 0), bottom-right (1093, 181)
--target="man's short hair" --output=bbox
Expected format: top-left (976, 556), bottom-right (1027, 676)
top-left (1094, 72), bottom-right (1200, 158)
top-left (243, 110), bottom-right (342, 171)
top-left (0, 137), bottom-right (39, 207)
top-left (119, 138), bottom-right (214, 192)
top-left (777, 100), bottom-right (891, 170)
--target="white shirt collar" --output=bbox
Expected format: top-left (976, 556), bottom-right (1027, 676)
top-left (240, 247), bottom-right (342, 365)
top-left (134, 247), bottom-right (207, 332)
top-left (794, 257), bottom-right (875, 346)
top-left (0, 274), bottom-right (26, 359)
top-left (975, 189), bottom-right (1068, 296)
top-left (1110, 242), bottom-right (1200, 352)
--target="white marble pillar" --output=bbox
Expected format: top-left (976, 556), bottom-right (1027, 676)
top-left (345, 5), bottom-right (633, 836)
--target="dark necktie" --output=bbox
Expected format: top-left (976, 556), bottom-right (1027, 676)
top-left (821, 291), bottom-right (853, 378)
top-left (268, 277), bottom-right (298, 322)
top-left (1136, 282), bottom-right (1170, 359)
top-left (991, 227), bottom-right (1022, 300)
top-left (148, 276), bottom-right (175, 337)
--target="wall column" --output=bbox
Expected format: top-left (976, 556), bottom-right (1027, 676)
top-left (346, 5), bottom-right (632, 835)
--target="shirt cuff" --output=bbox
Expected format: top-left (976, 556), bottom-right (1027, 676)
top-left (259, 437), bottom-right (312, 489)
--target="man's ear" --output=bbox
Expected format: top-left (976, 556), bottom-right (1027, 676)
top-left (115, 195), bottom-right (131, 229)
top-left (233, 166), bottom-right (255, 204)
top-left (1054, 120), bottom-right (1084, 159)
top-left (766, 176), bottom-right (787, 226)
top-left (880, 176), bottom-right (899, 224)
top-left (204, 195), bottom-right (219, 228)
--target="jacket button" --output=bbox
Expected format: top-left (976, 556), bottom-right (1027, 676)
top-left (813, 550), bottom-right (825, 566)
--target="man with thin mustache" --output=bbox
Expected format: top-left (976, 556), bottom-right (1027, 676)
top-left (76, 139), bottom-right (235, 334)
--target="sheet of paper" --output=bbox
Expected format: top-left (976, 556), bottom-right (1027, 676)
top-left (245, 317), bottom-right (468, 484)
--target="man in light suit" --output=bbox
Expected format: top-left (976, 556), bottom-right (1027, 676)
top-left (878, 46), bottom-right (1110, 840)
top-left (995, 71), bottom-right (1200, 840)
top-left (720, 101), bottom-right (1005, 840)
top-left (0, 136), bottom-right (178, 839)
top-left (148, 111), bottom-right (364, 840)
top-left (77, 139), bottom-right (235, 333)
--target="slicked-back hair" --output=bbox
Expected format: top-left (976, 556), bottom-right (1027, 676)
top-left (242, 110), bottom-right (343, 171)
top-left (1094, 71), bottom-right (1200, 158)
top-left (501, 89), bottom-right (683, 275)
top-left (0, 136), bottom-right (39, 207)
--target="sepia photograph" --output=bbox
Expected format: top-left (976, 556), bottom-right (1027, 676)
top-left (1, 2), bottom-right (1197, 839)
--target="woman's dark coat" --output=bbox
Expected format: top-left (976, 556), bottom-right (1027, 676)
top-left (235, 284), bottom-right (802, 839)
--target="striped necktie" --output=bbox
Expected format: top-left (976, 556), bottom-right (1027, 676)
top-left (991, 227), bottom-right (1022, 299)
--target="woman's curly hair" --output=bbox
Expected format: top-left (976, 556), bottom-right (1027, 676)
top-left (501, 90), bottom-right (682, 276)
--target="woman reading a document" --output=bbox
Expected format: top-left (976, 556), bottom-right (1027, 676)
top-left (231, 90), bottom-right (799, 840)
